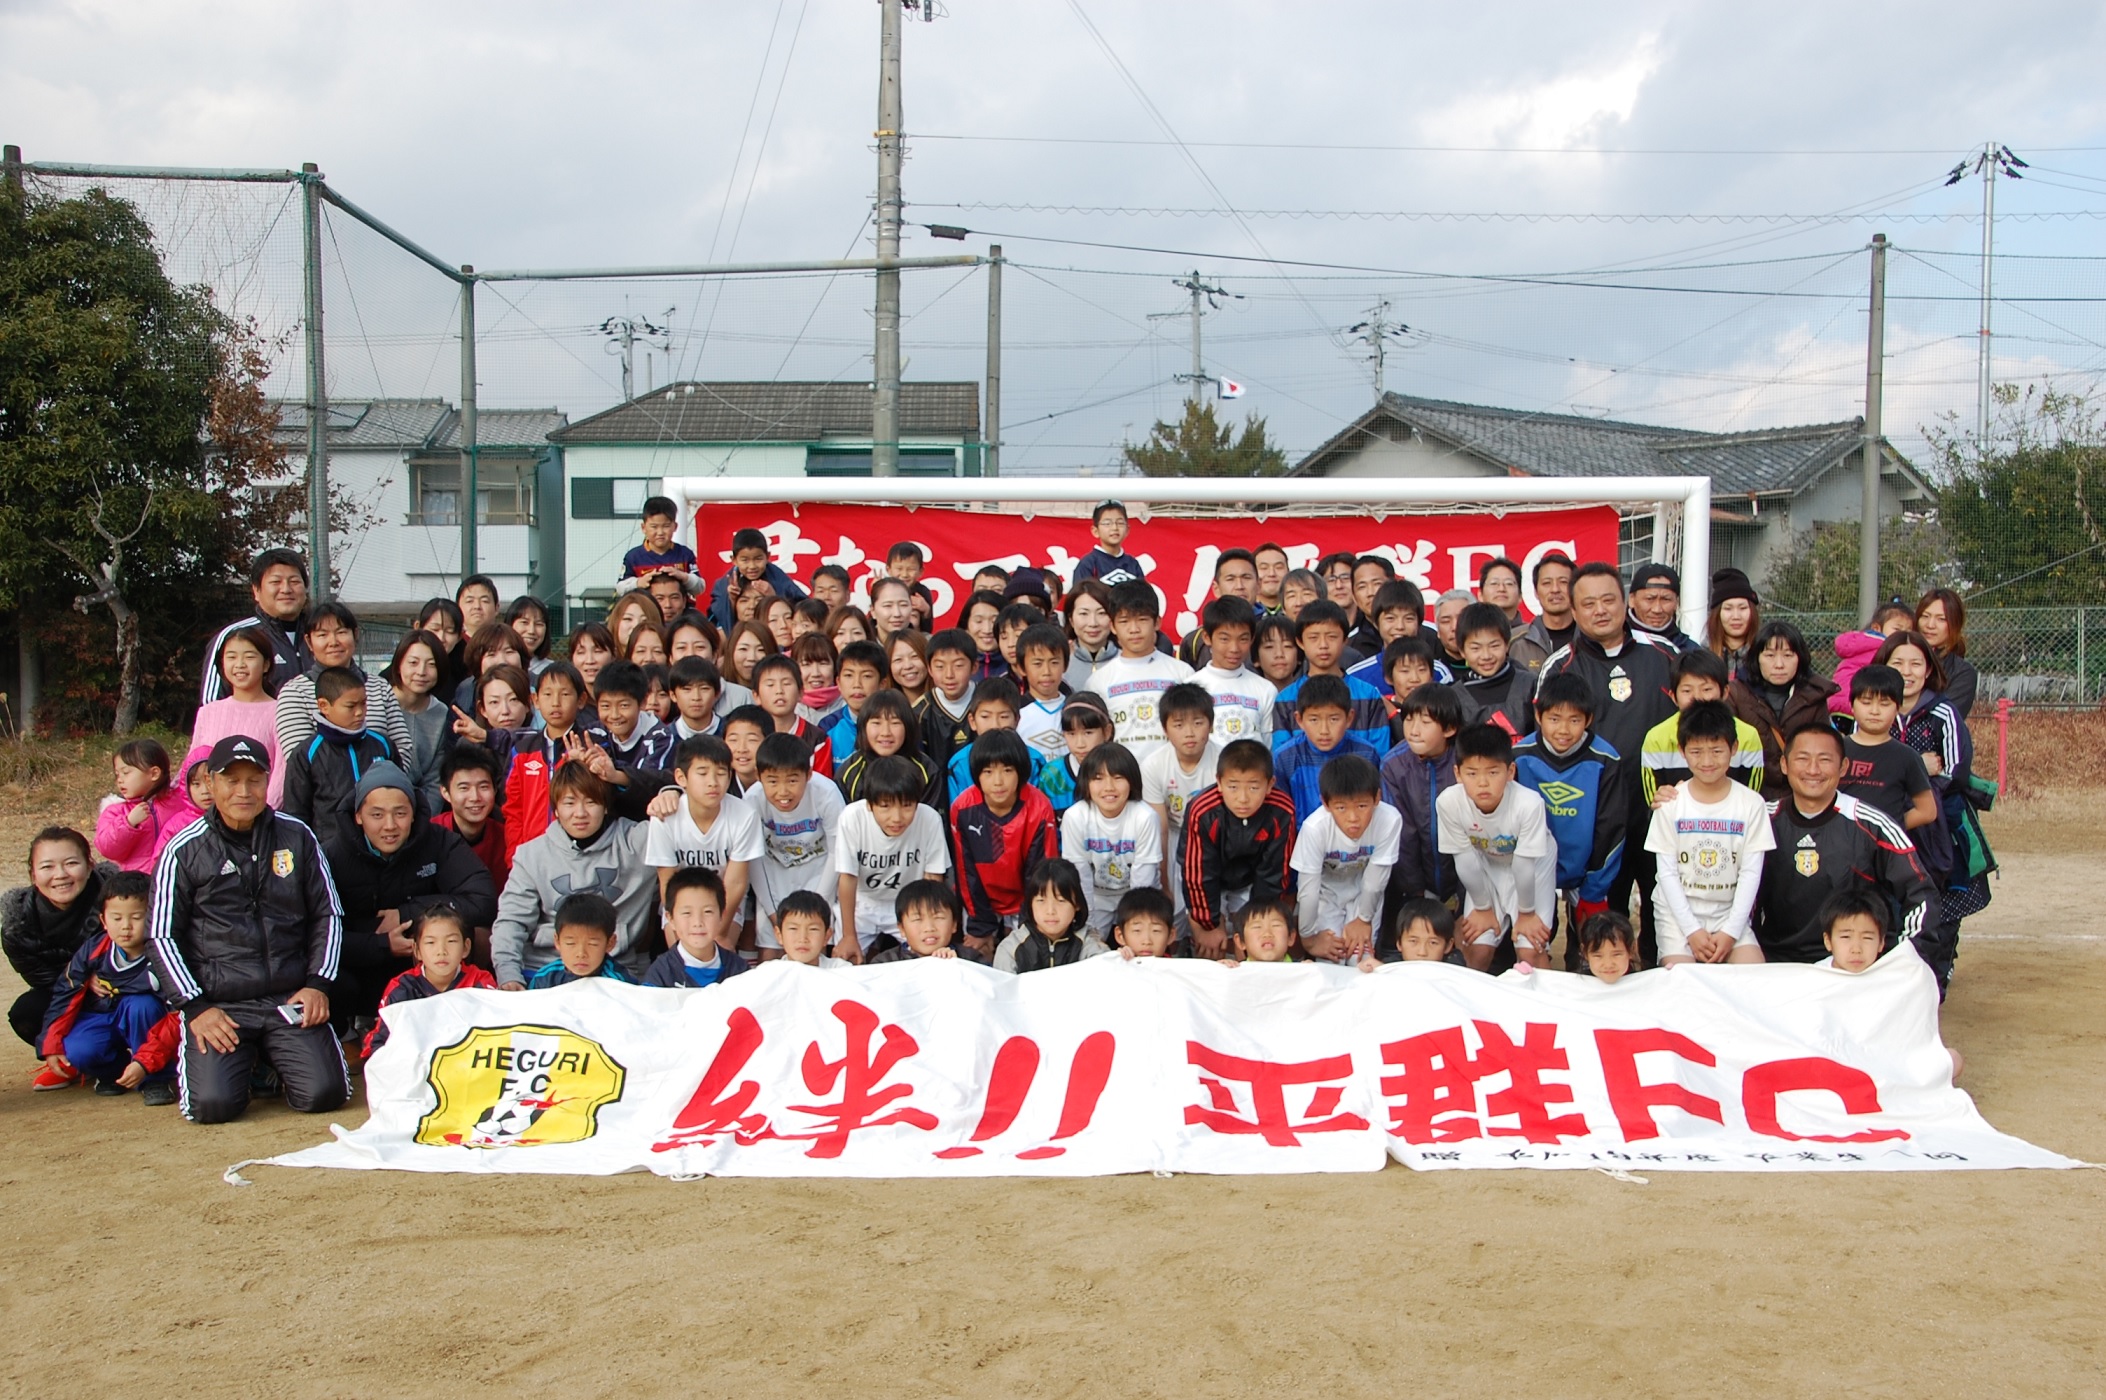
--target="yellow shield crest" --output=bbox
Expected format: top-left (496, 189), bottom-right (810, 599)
top-left (271, 848), bottom-right (295, 877)
top-left (416, 1024), bottom-right (626, 1148)
top-left (1795, 849), bottom-right (1820, 877)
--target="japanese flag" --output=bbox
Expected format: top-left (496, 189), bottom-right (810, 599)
top-left (1217, 376), bottom-right (1246, 399)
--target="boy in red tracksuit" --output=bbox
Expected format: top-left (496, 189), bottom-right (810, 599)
top-left (37, 872), bottom-right (179, 1103)
top-left (949, 729), bottom-right (1058, 956)
top-left (453, 660), bottom-right (613, 865)
top-left (1180, 739), bottom-right (1298, 960)
top-left (363, 905), bottom-right (497, 1058)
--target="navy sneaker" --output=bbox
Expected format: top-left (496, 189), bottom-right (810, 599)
top-left (93, 1079), bottom-right (126, 1097)
top-left (141, 1081), bottom-right (177, 1107)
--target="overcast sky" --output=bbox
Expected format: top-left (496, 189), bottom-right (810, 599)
top-left (8, 0), bottom-right (2106, 472)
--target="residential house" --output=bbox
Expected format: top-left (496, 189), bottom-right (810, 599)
top-left (548, 380), bottom-right (981, 612)
top-left (275, 399), bottom-right (567, 620)
top-left (1291, 392), bottom-right (1930, 591)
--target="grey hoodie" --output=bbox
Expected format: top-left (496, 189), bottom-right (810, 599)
top-left (491, 815), bottom-right (659, 985)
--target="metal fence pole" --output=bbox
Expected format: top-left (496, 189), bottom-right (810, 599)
top-left (2079, 605), bottom-right (2089, 701)
top-left (1858, 234), bottom-right (1887, 624)
top-left (459, 265), bottom-right (478, 584)
top-left (300, 163), bottom-right (333, 601)
top-left (985, 244), bottom-right (1001, 479)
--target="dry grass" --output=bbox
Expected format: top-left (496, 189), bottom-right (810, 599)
top-left (1971, 706), bottom-right (2106, 800)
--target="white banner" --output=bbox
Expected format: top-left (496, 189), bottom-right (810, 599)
top-left (263, 950), bottom-right (2080, 1178)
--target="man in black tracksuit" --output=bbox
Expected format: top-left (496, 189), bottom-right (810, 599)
top-left (323, 761), bottom-right (497, 1024)
top-left (1534, 563), bottom-right (1678, 965)
top-left (148, 735), bottom-right (349, 1124)
top-left (199, 547), bottom-right (312, 703)
top-left (1756, 723), bottom-right (1944, 972)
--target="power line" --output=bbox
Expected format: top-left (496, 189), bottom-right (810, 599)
top-left (908, 131), bottom-right (2106, 157)
top-left (915, 201), bottom-right (2106, 224)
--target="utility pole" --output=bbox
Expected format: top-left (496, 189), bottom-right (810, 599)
top-left (460, 265), bottom-right (478, 583)
top-left (300, 162), bottom-right (333, 602)
top-left (1946, 142), bottom-right (2026, 451)
top-left (1, 144), bottom-right (20, 200)
top-left (1859, 234), bottom-right (1888, 625)
top-left (1166, 271), bottom-right (1232, 406)
top-left (600, 311), bottom-right (673, 402)
top-left (984, 243), bottom-right (1002, 478)
top-left (1345, 298), bottom-right (1410, 399)
top-left (872, 0), bottom-right (905, 476)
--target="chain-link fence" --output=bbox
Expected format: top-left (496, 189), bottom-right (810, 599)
top-left (10, 153), bottom-right (2106, 729)
top-left (1774, 607), bottom-right (2103, 706)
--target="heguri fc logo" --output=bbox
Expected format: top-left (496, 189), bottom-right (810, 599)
top-left (416, 1025), bottom-right (625, 1148)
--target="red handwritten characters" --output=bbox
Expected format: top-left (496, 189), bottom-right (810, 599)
top-left (1379, 1021), bottom-right (1586, 1144)
top-left (654, 1000), bottom-right (940, 1158)
top-left (1184, 1042), bottom-right (1369, 1147)
top-left (934, 1030), bottom-right (1117, 1160)
top-left (783, 1000), bottom-right (938, 1158)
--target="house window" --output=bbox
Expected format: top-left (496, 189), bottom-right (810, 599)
top-left (572, 478), bottom-right (657, 519)
top-left (805, 448), bottom-right (958, 477)
top-left (412, 459), bottom-right (535, 526)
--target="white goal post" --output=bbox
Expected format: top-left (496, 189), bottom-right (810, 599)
top-left (665, 475), bottom-right (1713, 638)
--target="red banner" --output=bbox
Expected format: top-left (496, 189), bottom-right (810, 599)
top-left (692, 502), bottom-right (1619, 638)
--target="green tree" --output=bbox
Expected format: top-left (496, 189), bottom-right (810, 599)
top-left (1122, 399), bottom-right (1287, 478)
top-left (1764, 516), bottom-right (1958, 613)
top-left (0, 182), bottom-right (299, 732)
top-left (1927, 385), bottom-right (2106, 605)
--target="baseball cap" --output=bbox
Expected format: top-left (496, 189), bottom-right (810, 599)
top-left (206, 734), bottom-right (272, 774)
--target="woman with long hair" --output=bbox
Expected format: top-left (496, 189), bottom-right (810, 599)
top-left (605, 592), bottom-right (660, 652)
top-left (887, 630), bottom-right (931, 705)
top-left (414, 597), bottom-right (467, 696)
top-left (383, 629), bottom-right (452, 812)
top-left (721, 620), bottom-right (777, 690)
top-left (1914, 587), bottom-right (1977, 719)
top-left (1875, 629), bottom-right (1992, 973)
top-left (451, 622), bottom-right (530, 712)
top-left (623, 618), bottom-right (669, 668)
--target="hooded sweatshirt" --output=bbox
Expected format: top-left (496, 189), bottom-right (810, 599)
top-left (490, 814), bottom-right (657, 986)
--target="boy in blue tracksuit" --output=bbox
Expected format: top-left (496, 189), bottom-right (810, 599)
top-left (37, 871), bottom-right (179, 1101)
top-left (281, 666), bottom-right (397, 853)
top-left (1512, 671), bottom-right (1628, 970)
top-left (1272, 674), bottom-right (1381, 828)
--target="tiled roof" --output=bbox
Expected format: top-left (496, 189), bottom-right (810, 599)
top-left (433, 409), bottom-right (566, 449)
top-left (273, 398), bottom-right (452, 449)
top-left (550, 381), bottom-right (981, 444)
top-left (1296, 392), bottom-right (1923, 499)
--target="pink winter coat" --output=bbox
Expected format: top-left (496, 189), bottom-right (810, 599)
top-left (1827, 628), bottom-right (1888, 715)
top-left (94, 789), bottom-right (204, 874)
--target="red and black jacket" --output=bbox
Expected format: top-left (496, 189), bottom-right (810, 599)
top-left (950, 783), bottom-right (1059, 941)
top-left (363, 963), bottom-right (500, 1056)
top-left (1180, 786), bottom-right (1298, 929)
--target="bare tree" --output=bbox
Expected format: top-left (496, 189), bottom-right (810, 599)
top-left (63, 477), bottom-right (159, 735)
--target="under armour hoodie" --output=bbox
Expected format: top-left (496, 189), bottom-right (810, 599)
top-left (490, 814), bottom-right (657, 986)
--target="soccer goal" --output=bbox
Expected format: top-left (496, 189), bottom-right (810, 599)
top-left (664, 475), bottom-right (1713, 638)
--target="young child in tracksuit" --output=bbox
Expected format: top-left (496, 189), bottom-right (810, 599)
top-left (362, 904), bottom-right (498, 1057)
top-left (1512, 670), bottom-right (1628, 967)
top-left (37, 872), bottom-right (179, 1103)
top-left (280, 666), bottom-right (397, 853)
top-left (951, 729), bottom-right (1060, 948)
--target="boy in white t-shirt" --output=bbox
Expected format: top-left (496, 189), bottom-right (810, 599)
top-left (772, 889), bottom-right (854, 969)
top-left (1437, 723), bottom-right (1557, 972)
top-left (743, 730), bottom-right (846, 958)
top-left (1645, 701), bottom-right (1774, 966)
top-left (1191, 596), bottom-right (1276, 745)
top-left (1291, 754), bottom-right (1401, 965)
top-left (833, 754), bottom-right (952, 959)
top-left (644, 734), bottom-right (765, 950)
top-left (1088, 581), bottom-right (1193, 768)
top-left (1141, 683), bottom-right (1219, 933)
top-left (1060, 742), bottom-right (1162, 938)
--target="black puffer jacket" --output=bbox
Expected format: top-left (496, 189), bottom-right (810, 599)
top-left (148, 808), bottom-right (342, 1014)
top-left (1, 863), bottom-right (113, 990)
top-left (323, 812), bottom-right (497, 936)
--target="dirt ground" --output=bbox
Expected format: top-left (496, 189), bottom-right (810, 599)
top-left (0, 754), bottom-right (2100, 1399)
